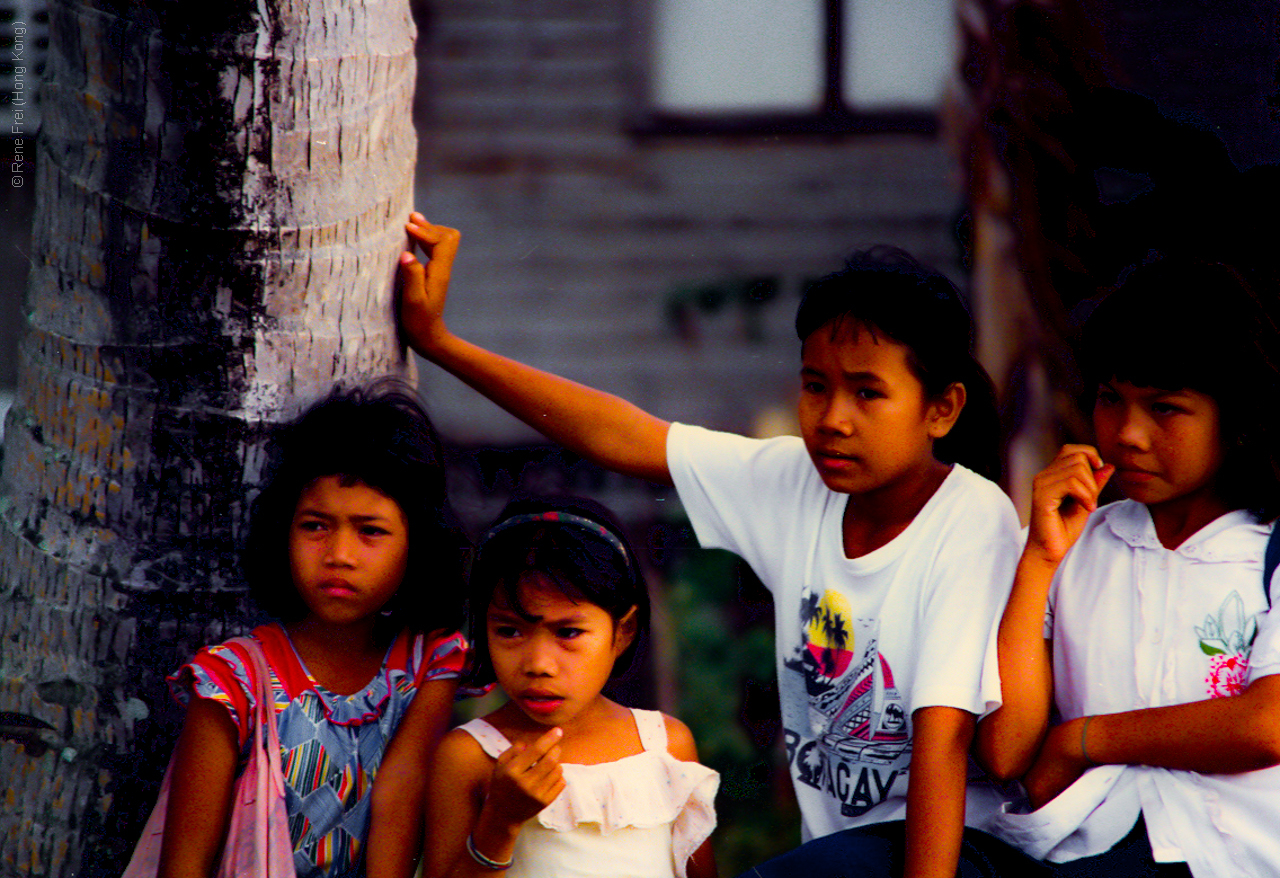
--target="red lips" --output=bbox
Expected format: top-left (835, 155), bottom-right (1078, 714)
top-left (318, 579), bottom-right (358, 596)
top-left (517, 692), bottom-right (565, 715)
top-left (1113, 465), bottom-right (1157, 482)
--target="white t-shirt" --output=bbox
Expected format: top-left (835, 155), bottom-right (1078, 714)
top-left (667, 423), bottom-right (1021, 842)
top-left (1001, 500), bottom-right (1280, 878)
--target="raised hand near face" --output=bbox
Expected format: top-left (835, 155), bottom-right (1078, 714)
top-left (1026, 445), bottom-right (1115, 566)
top-left (484, 726), bottom-right (566, 830)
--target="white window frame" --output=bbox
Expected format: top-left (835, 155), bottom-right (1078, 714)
top-left (631, 0), bottom-right (951, 135)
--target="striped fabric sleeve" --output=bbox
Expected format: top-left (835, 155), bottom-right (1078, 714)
top-left (413, 630), bottom-right (469, 686)
top-left (168, 642), bottom-right (259, 749)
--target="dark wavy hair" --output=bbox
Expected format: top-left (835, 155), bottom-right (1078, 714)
top-left (466, 495), bottom-right (650, 690)
top-left (1080, 257), bottom-right (1280, 521)
top-left (244, 379), bottom-right (468, 635)
top-left (795, 246), bottom-right (1002, 481)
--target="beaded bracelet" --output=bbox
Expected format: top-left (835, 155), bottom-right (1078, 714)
top-left (466, 834), bottom-right (513, 871)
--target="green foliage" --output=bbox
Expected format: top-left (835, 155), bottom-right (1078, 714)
top-left (666, 548), bottom-right (799, 875)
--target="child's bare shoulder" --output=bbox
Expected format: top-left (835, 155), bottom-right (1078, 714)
top-left (436, 724), bottom-right (496, 775)
top-left (661, 713), bottom-right (699, 761)
top-left (428, 725), bottom-right (493, 822)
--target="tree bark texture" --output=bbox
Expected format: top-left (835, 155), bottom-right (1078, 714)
top-left (0, 1), bottom-right (417, 873)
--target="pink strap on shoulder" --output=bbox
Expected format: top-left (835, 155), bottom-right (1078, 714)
top-left (216, 636), bottom-right (294, 876)
top-left (122, 635), bottom-right (294, 877)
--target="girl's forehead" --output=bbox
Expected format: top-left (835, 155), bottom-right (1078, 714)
top-left (802, 319), bottom-right (917, 377)
top-left (489, 572), bottom-right (598, 616)
top-left (1098, 377), bottom-right (1212, 399)
top-left (300, 473), bottom-right (389, 497)
top-left (294, 474), bottom-right (405, 516)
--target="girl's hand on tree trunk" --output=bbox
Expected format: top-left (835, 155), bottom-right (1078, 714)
top-left (399, 214), bottom-right (461, 356)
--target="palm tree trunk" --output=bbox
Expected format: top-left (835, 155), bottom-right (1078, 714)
top-left (0, 1), bottom-right (417, 872)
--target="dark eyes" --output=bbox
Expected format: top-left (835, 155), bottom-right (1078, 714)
top-left (489, 625), bottom-right (586, 640)
top-left (799, 380), bottom-right (883, 399)
top-left (1095, 387), bottom-right (1189, 416)
top-left (293, 519), bottom-right (391, 537)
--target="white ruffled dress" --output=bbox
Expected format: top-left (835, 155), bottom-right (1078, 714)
top-left (458, 709), bottom-right (719, 878)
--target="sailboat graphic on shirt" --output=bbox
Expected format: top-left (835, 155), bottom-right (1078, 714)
top-left (789, 588), bottom-right (910, 766)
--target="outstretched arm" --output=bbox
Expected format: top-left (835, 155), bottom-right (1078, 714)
top-left (399, 216), bottom-right (673, 486)
top-left (975, 445), bottom-right (1113, 781)
top-left (1024, 675), bottom-right (1280, 807)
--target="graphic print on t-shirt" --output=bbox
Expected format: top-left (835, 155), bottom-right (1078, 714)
top-left (783, 587), bottom-right (912, 817)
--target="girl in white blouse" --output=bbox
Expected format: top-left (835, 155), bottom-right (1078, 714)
top-left (979, 258), bottom-right (1280, 878)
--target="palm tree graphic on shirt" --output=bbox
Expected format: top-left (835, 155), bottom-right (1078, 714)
top-left (820, 606), bottom-right (850, 675)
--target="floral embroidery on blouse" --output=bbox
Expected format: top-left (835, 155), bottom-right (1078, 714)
top-left (1197, 591), bottom-right (1257, 698)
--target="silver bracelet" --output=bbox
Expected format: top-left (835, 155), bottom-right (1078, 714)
top-left (466, 834), bottom-right (513, 871)
top-left (1081, 716), bottom-right (1096, 765)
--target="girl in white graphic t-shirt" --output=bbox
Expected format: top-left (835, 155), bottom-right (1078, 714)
top-left (978, 258), bottom-right (1280, 878)
top-left (400, 216), bottom-right (1040, 878)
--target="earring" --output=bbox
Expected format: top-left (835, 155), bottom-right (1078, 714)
top-left (379, 593), bottom-right (400, 617)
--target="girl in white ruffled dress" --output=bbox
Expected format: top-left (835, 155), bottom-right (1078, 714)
top-left (426, 497), bottom-right (719, 878)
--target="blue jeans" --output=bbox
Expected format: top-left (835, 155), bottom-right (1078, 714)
top-left (739, 821), bottom-right (1049, 878)
top-left (1046, 816), bottom-right (1192, 878)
